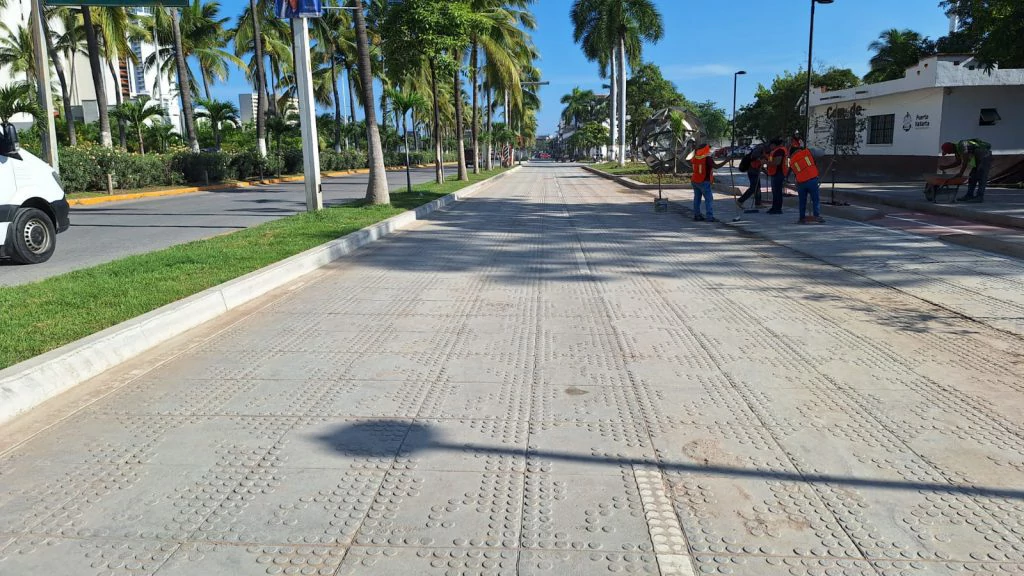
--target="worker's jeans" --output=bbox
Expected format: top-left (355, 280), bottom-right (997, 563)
top-left (966, 152), bottom-right (994, 200)
top-left (692, 181), bottom-right (714, 218)
top-left (737, 170), bottom-right (762, 205)
top-left (797, 177), bottom-right (821, 219)
top-left (769, 173), bottom-right (785, 212)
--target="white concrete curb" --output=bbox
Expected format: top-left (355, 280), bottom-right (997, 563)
top-left (0, 167), bottom-right (521, 426)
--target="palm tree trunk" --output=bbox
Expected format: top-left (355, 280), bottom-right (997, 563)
top-left (43, 17), bottom-right (77, 146)
top-left (137, 125), bottom-right (145, 155)
top-left (330, 58), bottom-right (341, 153)
top-left (618, 35), bottom-right (626, 165)
top-left (201, 68), bottom-right (212, 101)
top-left (470, 39), bottom-right (479, 174)
top-left (82, 8), bottom-right (112, 147)
top-left (346, 65), bottom-right (356, 125)
top-left (352, 0), bottom-right (389, 204)
top-left (170, 8), bottom-right (199, 152)
top-left (108, 59), bottom-right (127, 149)
top-left (503, 89), bottom-right (509, 167)
top-left (608, 48), bottom-right (616, 161)
top-left (213, 122), bottom-right (221, 150)
top-left (429, 59), bottom-right (443, 184)
top-left (454, 67), bottom-right (468, 181)
top-left (249, 0), bottom-right (267, 157)
top-left (485, 86), bottom-right (493, 170)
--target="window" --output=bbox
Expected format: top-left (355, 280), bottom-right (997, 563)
top-left (835, 115), bottom-right (857, 146)
top-left (979, 108), bottom-right (1001, 126)
top-left (868, 114), bottom-right (895, 145)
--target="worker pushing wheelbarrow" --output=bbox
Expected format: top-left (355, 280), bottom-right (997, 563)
top-left (922, 173), bottom-right (967, 203)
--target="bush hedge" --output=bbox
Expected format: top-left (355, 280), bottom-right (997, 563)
top-left (58, 146), bottom-right (465, 194)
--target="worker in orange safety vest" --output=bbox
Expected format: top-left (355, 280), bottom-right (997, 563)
top-left (765, 138), bottom-right (789, 214)
top-left (690, 142), bottom-right (729, 222)
top-left (789, 143), bottom-right (825, 224)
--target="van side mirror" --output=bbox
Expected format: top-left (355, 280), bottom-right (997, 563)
top-left (0, 123), bottom-right (19, 156)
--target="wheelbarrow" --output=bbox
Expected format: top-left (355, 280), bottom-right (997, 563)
top-left (923, 173), bottom-right (967, 203)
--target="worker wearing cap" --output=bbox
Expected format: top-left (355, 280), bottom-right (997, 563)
top-left (790, 143), bottom-right (825, 224)
top-left (940, 139), bottom-right (992, 203)
top-left (690, 141), bottom-right (728, 222)
top-left (765, 138), bottom-right (788, 214)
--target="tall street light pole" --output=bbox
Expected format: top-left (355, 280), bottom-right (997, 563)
top-left (806, 0), bottom-right (833, 141)
top-left (731, 70), bottom-right (746, 152)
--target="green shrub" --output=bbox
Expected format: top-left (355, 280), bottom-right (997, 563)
top-left (320, 149), bottom-right (367, 171)
top-left (171, 152), bottom-right (231, 183)
top-left (282, 148), bottom-right (304, 174)
top-left (230, 150), bottom-right (284, 180)
top-left (59, 146), bottom-right (106, 193)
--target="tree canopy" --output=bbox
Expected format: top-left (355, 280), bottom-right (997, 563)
top-left (938, 0), bottom-right (1024, 69)
top-left (864, 29), bottom-right (936, 83)
top-left (734, 68), bottom-right (860, 142)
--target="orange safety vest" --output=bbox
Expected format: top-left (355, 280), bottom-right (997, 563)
top-left (790, 149), bottom-right (820, 183)
top-left (766, 146), bottom-right (788, 176)
top-left (691, 145), bottom-right (712, 183)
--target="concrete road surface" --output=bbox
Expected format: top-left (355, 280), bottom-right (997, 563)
top-left (0, 167), bottom-right (455, 287)
top-left (2, 165), bottom-right (1022, 575)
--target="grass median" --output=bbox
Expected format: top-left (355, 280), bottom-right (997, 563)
top-left (592, 162), bottom-right (691, 185)
top-left (0, 167), bottom-right (508, 370)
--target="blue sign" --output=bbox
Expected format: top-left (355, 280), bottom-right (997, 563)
top-left (274, 0), bottom-right (322, 19)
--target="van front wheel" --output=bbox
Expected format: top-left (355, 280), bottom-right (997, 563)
top-left (10, 207), bottom-right (56, 264)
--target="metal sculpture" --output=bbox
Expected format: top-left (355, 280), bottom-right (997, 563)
top-left (638, 107), bottom-right (707, 174)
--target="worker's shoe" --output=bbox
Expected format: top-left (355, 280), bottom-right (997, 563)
top-left (766, 209), bottom-right (782, 215)
top-left (965, 196), bottom-right (983, 203)
top-left (694, 214), bottom-right (706, 221)
top-left (812, 216), bottom-right (826, 224)
top-left (796, 217), bottom-right (809, 224)
top-left (957, 194), bottom-right (976, 202)
top-left (706, 216), bottom-right (717, 223)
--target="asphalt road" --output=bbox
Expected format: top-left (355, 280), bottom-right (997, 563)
top-left (1, 166), bottom-right (455, 287)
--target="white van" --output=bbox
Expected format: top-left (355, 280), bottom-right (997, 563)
top-left (0, 123), bottom-right (69, 264)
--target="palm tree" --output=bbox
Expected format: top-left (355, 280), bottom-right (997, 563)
top-left (146, 1), bottom-right (244, 101)
top-left (93, 7), bottom-right (146, 149)
top-left (162, 8), bottom-right (199, 152)
top-left (865, 29), bottom-right (936, 84)
top-left (81, 7), bottom-right (112, 147)
top-left (0, 82), bottom-right (41, 124)
top-left (0, 23), bottom-right (36, 83)
top-left (195, 98), bottom-right (238, 150)
top-left (352, 0), bottom-right (388, 205)
top-left (233, 0), bottom-right (278, 156)
top-left (386, 86), bottom-right (427, 191)
top-left (560, 87), bottom-right (595, 128)
top-left (144, 118), bottom-right (179, 152)
top-left (43, 7), bottom-right (78, 146)
top-left (571, 0), bottom-right (663, 166)
top-left (110, 95), bottom-right (165, 154)
top-left (312, 7), bottom-right (354, 152)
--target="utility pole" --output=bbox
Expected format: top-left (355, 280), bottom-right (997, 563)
top-left (30, 0), bottom-right (59, 170)
top-left (291, 18), bottom-right (323, 211)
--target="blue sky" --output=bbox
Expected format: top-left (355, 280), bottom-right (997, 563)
top-left (207, 0), bottom-right (955, 136)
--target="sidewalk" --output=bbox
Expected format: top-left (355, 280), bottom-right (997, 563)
top-left (1, 165), bottom-right (1023, 575)
top-left (820, 181), bottom-right (1024, 230)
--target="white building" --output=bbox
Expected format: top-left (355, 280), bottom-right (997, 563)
top-left (809, 54), bottom-right (1024, 182)
top-left (0, 2), bottom-right (181, 133)
top-left (239, 93), bottom-right (299, 124)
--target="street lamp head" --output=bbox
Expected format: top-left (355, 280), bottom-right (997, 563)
top-left (736, 70), bottom-right (747, 76)
top-left (814, 0), bottom-right (834, 4)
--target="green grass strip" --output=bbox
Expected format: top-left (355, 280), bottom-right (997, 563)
top-left (0, 168), bottom-right (507, 369)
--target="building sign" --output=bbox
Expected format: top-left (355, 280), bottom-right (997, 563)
top-left (902, 113), bottom-right (913, 132)
top-left (274, 0), bottom-right (322, 18)
top-left (904, 112), bottom-right (931, 131)
top-left (47, 0), bottom-right (188, 6)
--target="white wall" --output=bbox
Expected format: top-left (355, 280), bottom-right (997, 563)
top-left (810, 88), bottom-right (944, 157)
top-left (939, 85), bottom-right (1024, 154)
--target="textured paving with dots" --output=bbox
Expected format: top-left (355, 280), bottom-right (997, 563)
top-left (2, 165), bottom-right (1024, 576)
